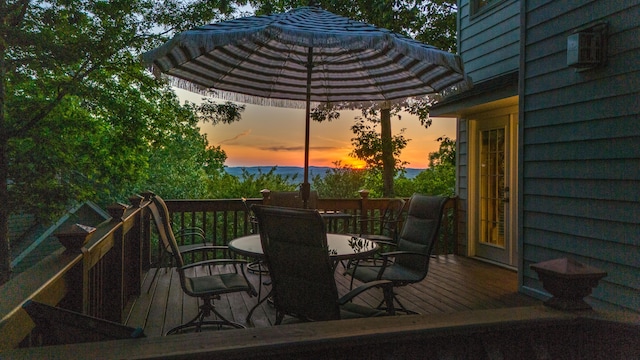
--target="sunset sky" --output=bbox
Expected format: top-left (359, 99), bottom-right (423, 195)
top-left (175, 88), bottom-right (456, 169)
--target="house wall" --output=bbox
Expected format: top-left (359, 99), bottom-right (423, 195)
top-left (452, 0), bottom-right (522, 257)
top-left (520, 0), bottom-right (640, 312)
top-left (458, 0), bottom-right (520, 83)
top-left (455, 119), bottom-right (469, 255)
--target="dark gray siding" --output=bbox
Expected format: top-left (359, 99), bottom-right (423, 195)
top-left (456, 119), bottom-right (469, 255)
top-left (520, 0), bottom-right (640, 312)
top-left (459, 0), bottom-right (521, 83)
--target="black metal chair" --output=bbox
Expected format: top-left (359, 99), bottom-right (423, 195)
top-left (145, 194), bottom-right (219, 293)
top-left (356, 198), bottom-right (406, 245)
top-left (22, 300), bottom-right (145, 346)
top-left (252, 204), bottom-right (392, 324)
top-left (266, 190), bottom-right (318, 209)
top-left (346, 194), bottom-right (448, 315)
top-left (150, 196), bottom-right (256, 334)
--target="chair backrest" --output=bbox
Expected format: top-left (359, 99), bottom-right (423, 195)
top-left (251, 205), bottom-right (340, 321)
top-left (150, 196), bottom-right (186, 270)
top-left (380, 198), bottom-right (406, 240)
top-left (395, 194), bottom-right (448, 275)
top-left (147, 199), bottom-right (173, 255)
top-left (266, 190), bottom-right (318, 209)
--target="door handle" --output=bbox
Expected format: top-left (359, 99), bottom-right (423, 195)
top-left (502, 187), bottom-right (510, 203)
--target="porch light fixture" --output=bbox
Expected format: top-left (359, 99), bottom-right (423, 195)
top-left (567, 21), bottom-right (608, 70)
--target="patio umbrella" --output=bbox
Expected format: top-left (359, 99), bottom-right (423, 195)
top-left (143, 6), bottom-right (469, 207)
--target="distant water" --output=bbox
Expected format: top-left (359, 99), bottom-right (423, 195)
top-left (224, 166), bottom-right (425, 179)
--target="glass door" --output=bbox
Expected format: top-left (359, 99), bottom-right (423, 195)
top-left (475, 115), bottom-right (515, 266)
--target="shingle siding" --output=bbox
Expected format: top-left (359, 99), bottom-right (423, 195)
top-left (456, 119), bottom-right (469, 255)
top-left (459, 0), bottom-right (521, 83)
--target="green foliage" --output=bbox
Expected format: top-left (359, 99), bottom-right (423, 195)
top-left (411, 136), bottom-right (457, 196)
top-left (189, 98), bottom-right (245, 125)
top-left (1, 0), bottom-right (244, 220)
top-left (207, 167), bottom-right (300, 199)
top-left (429, 135), bottom-right (456, 167)
top-left (0, 0), bottom-right (249, 283)
top-left (351, 136), bottom-right (457, 198)
top-left (311, 161), bottom-right (367, 198)
top-left (412, 163), bottom-right (456, 197)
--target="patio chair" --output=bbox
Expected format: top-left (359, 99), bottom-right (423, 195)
top-left (266, 190), bottom-right (318, 209)
top-left (150, 196), bottom-right (256, 334)
top-left (22, 300), bottom-right (145, 346)
top-left (251, 204), bottom-right (392, 324)
top-left (145, 194), bottom-right (219, 292)
top-left (346, 194), bottom-right (448, 315)
top-left (356, 198), bottom-right (406, 245)
top-left (241, 197), bottom-right (259, 234)
top-left (342, 198), bottom-right (406, 271)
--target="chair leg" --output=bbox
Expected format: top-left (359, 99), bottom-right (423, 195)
top-left (165, 296), bottom-right (245, 335)
top-left (275, 310), bottom-right (285, 325)
top-left (382, 286), bottom-right (396, 316)
top-left (375, 291), bottom-right (418, 315)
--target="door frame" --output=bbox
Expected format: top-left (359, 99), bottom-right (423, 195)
top-left (467, 105), bottom-right (519, 268)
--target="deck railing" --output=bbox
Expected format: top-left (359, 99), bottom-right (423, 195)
top-left (0, 194), bottom-right (457, 351)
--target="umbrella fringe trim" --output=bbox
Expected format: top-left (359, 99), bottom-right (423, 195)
top-left (159, 71), bottom-right (471, 109)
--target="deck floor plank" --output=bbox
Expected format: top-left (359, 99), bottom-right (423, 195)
top-left (126, 255), bottom-right (539, 335)
top-left (143, 267), bottom-right (172, 337)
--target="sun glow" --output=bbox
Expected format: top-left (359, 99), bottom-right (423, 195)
top-left (342, 158), bottom-right (367, 170)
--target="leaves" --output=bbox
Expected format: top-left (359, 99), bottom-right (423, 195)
top-left (0, 0), bottom-right (249, 220)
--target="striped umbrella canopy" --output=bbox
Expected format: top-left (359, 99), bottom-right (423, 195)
top-left (143, 6), bottom-right (469, 206)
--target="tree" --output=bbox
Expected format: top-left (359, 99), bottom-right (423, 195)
top-left (312, 161), bottom-right (367, 199)
top-left (412, 136), bottom-right (456, 196)
top-left (251, 0), bottom-right (458, 197)
top-left (349, 109), bottom-right (409, 176)
top-left (0, 0), bottom-right (245, 284)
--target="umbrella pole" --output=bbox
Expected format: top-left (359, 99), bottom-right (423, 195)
top-left (302, 47), bottom-right (313, 208)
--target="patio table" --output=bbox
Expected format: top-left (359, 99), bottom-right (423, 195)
top-left (229, 234), bottom-right (378, 323)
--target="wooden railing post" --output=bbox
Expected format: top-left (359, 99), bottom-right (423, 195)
top-left (124, 196), bottom-right (144, 300)
top-left (260, 189), bottom-right (271, 204)
top-left (102, 204), bottom-right (126, 322)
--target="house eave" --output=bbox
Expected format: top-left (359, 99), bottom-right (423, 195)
top-left (431, 71), bottom-right (519, 117)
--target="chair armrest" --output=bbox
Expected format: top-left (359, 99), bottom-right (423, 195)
top-left (374, 251), bottom-right (430, 279)
top-left (175, 228), bottom-right (207, 244)
top-left (178, 245), bottom-right (229, 256)
top-left (372, 240), bottom-right (397, 247)
top-left (337, 279), bottom-right (392, 306)
top-left (378, 250), bottom-right (429, 259)
top-left (355, 217), bottom-right (381, 223)
top-left (181, 258), bottom-right (249, 270)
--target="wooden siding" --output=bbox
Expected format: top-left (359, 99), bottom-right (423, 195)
top-left (520, 0), bottom-right (640, 312)
top-left (458, 0), bottom-right (521, 83)
top-left (456, 119), bottom-right (469, 255)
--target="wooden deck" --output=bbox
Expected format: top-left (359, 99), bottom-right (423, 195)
top-left (127, 255), bottom-right (538, 336)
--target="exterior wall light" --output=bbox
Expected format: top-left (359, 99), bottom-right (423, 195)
top-left (567, 21), bottom-right (608, 70)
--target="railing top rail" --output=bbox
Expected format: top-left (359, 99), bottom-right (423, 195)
top-left (5, 306), bottom-right (636, 359)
